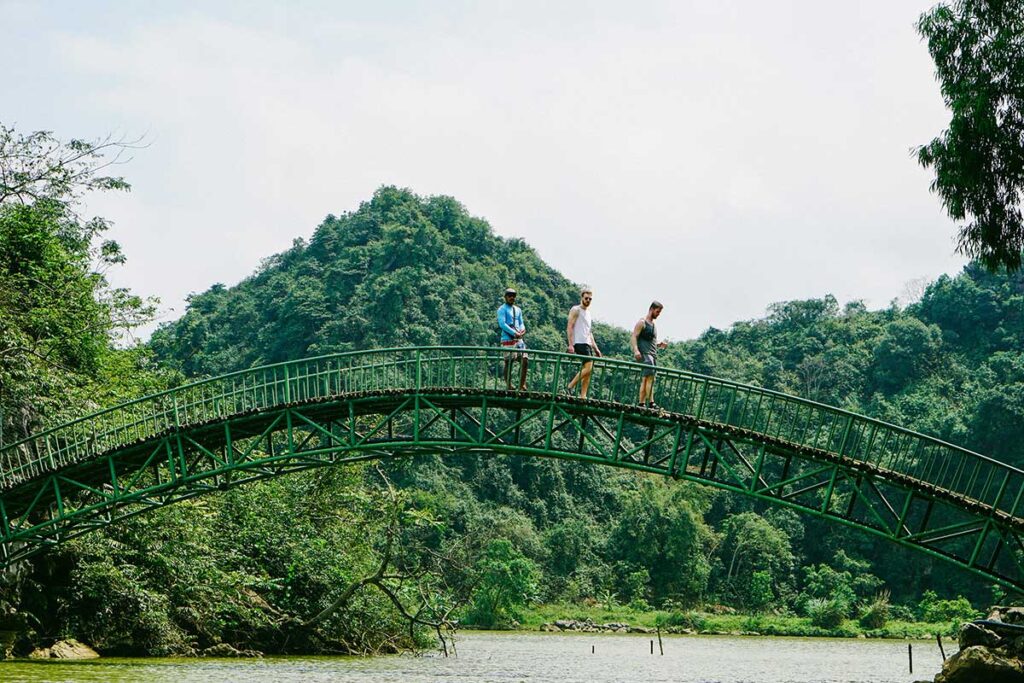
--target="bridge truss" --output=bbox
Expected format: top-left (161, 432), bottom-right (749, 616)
top-left (1, 347), bottom-right (1022, 592)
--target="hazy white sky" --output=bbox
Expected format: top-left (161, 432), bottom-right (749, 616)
top-left (2, 1), bottom-right (963, 341)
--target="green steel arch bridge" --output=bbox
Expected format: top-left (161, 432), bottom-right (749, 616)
top-left (1, 346), bottom-right (1023, 592)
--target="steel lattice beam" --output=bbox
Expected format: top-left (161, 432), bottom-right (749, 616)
top-left (0, 347), bottom-right (1021, 593)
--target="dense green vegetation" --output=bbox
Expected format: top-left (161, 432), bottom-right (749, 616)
top-left (4, 128), bottom-right (1021, 654)
top-left (520, 602), bottom-right (971, 640)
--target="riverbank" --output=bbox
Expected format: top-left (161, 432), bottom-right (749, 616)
top-left (517, 604), bottom-right (961, 639)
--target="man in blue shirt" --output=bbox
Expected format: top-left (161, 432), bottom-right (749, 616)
top-left (498, 288), bottom-right (529, 391)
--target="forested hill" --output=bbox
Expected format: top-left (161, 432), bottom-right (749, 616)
top-left (151, 186), bottom-right (1024, 472)
top-left (150, 184), bottom-right (1024, 565)
top-left (124, 184), bottom-right (1024, 654)
top-left (150, 187), bottom-right (583, 375)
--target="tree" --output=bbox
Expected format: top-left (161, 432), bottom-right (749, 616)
top-left (917, 1), bottom-right (1024, 271)
top-left (604, 481), bottom-right (714, 604)
top-left (715, 512), bottom-right (794, 608)
top-left (0, 124), bottom-right (153, 443)
top-left (870, 318), bottom-right (943, 394)
top-left (464, 539), bottom-right (539, 628)
top-left (0, 124), bottom-right (135, 209)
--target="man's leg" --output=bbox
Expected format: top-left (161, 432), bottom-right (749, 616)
top-left (504, 355), bottom-right (514, 389)
top-left (580, 361), bottom-right (593, 398)
top-left (639, 376), bottom-right (652, 404)
top-left (519, 356), bottom-right (528, 391)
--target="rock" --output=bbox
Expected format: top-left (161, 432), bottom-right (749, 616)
top-left (936, 645), bottom-right (1024, 683)
top-left (959, 622), bottom-right (1003, 649)
top-left (51, 640), bottom-right (100, 659)
top-left (553, 618), bottom-right (596, 631)
top-left (628, 626), bottom-right (654, 634)
top-left (539, 623), bottom-right (562, 632)
top-left (200, 643), bottom-right (263, 658)
top-left (29, 639), bottom-right (99, 659)
top-left (1006, 636), bottom-right (1024, 659)
top-left (990, 607), bottom-right (1024, 625)
top-left (601, 622), bottom-right (630, 632)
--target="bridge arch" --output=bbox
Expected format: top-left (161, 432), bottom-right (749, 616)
top-left (1, 346), bottom-right (1023, 591)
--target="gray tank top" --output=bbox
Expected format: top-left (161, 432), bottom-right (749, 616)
top-left (638, 320), bottom-right (657, 357)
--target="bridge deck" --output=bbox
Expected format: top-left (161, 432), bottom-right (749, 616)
top-left (0, 346), bottom-right (1022, 591)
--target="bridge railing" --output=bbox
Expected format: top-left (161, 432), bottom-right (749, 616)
top-left (1, 346), bottom-right (1021, 519)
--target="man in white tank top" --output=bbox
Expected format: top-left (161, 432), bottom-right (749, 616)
top-left (566, 288), bottom-right (602, 398)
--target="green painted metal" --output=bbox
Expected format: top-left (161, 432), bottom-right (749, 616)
top-left (1, 346), bottom-right (1024, 593)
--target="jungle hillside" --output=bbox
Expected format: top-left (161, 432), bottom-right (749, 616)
top-left (2, 134), bottom-right (1021, 653)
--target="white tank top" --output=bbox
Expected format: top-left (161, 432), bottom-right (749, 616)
top-left (572, 305), bottom-right (592, 345)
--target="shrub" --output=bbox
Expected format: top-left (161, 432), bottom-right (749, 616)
top-left (659, 611), bottom-right (707, 631)
top-left (858, 593), bottom-right (891, 630)
top-left (888, 604), bottom-right (916, 622)
top-left (807, 598), bottom-right (848, 630)
top-left (917, 591), bottom-right (979, 623)
top-left (747, 571), bottom-right (774, 614)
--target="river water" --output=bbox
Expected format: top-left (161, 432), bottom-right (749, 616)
top-left (0, 632), bottom-right (946, 682)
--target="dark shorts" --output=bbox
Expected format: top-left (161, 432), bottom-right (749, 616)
top-left (574, 343), bottom-right (594, 366)
top-left (641, 353), bottom-right (657, 377)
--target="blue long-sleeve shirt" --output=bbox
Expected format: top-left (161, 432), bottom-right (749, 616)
top-left (497, 303), bottom-right (525, 342)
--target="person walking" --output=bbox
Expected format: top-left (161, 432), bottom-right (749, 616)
top-left (631, 301), bottom-right (668, 409)
top-left (497, 288), bottom-right (528, 391)
top-left (566, 288), bottom-right (601, 398)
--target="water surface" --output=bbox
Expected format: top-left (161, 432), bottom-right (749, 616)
top-left (0, 632), bottom-right (948, 682)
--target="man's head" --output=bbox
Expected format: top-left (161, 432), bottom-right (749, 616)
top-left (504, 288), bottom-right (517, 304)
top-left (649, 301), bottom-right (664, 319)
top-left (580, 288), bottom-right (593, 308)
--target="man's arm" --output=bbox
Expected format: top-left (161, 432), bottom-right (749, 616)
top-left (631, 320), bottom-right (644, 360)
top-left (498, 307), bottom-right (518, 338)
top-left (566, 307), bottom-right (578, 352)
top-left (517, 308), bottom-right (526, 338)
top-left (589, 331), bottom-right (601, 357)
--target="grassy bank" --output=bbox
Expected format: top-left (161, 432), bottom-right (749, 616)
top-left (518, 604), bottom-right (962, 639)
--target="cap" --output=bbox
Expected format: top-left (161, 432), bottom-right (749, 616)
top-left (504, 288), bottom-right (517, 296)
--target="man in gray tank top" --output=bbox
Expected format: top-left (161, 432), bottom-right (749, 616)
top-left (631, 301), bottom-right (667, 409)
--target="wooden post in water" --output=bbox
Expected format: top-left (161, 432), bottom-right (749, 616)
top-left (650, 640), bottom-right (654, 654)
top-left (937, 633), bottom-right (946, 661)
top-left (657, 627), bottom-right (664, 655)
top-left (592, 644), bottom-right (595, 654)
top-left (908, 643), bottom-right (913, 673)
